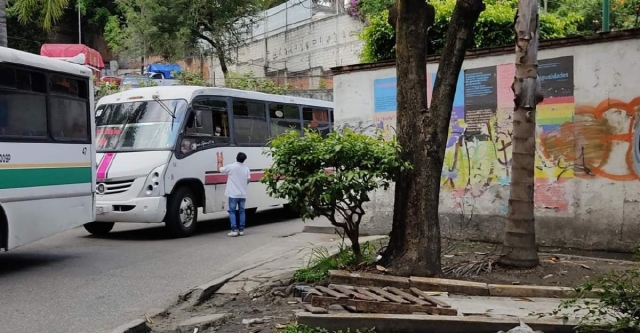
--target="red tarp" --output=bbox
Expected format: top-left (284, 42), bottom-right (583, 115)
top-left (40, 44), bottom-right (105, 69)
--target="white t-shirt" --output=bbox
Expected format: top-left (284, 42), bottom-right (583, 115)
top-left (220, 162), bottom-right (251, 198)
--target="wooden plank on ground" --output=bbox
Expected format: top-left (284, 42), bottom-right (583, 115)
top-left (315, 285), bottom-right (348, 299)
top-left (410, 287), bottom-right (452, 308)
top-left (368, 286), bottom-right (410, 304)
top-left (355, 287), bottom-right (389, 302)
top-left (329, 284), bottom-right (375, 301)
top-left (385, 287), bottom-right (428, 306)
top-left (310, 296), bottom-right (458, 316)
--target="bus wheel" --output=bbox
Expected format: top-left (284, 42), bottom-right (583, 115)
top-left (283, 204), bottom-right (300, 218)
top-left (165, 186), bottom-right (198, 237)
top-left (84, 222), bottom-right (115, 235)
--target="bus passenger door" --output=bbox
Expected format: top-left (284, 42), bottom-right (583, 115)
top-left (186, 96), bottom-right (230, 214)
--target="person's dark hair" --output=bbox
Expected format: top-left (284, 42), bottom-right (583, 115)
top-left (236, 152), bottom-right (247, 163)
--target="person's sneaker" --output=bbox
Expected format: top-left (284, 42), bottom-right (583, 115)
top-left (238, 230), bottom-right (245, 236)
top-left (227, 231), bottom-right (238, 237)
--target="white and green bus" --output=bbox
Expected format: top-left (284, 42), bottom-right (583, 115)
top-left (0, 46), bottom-right (96, 251)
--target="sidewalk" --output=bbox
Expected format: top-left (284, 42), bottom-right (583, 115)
top-left (107, 232), bottom-right (387, 333)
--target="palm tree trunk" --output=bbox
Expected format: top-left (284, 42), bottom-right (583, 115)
top-left (0, 0), bottom-right (8, 47)
top-left (500, 0), bottom-right (543, 268)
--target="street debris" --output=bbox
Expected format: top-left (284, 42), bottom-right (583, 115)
top-left (543, 274), bottom-right (553, 279)
top-left (580, 264), bottom-right (593, 270)
top-left (497, 320), bottom-right (544, 333)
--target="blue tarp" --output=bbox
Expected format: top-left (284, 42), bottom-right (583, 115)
top-left (146, 63), bottom-right (182, 79)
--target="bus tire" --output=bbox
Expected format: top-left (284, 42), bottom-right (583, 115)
top-left (283, 204), bottom-right (300, 218)
top-left (84, 222), bottom-right (115, 235)
top-left (165, 186), bottom-right (198, 237)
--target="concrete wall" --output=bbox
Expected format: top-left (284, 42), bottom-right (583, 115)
top-left (332, 32), bottom-right (640, 251)
top-left (210, 13), bottom-right (364, 88)
top-left (286, 89), bottom-right (334, 101)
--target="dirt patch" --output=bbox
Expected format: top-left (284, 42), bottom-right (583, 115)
top-left (149, 292), bottom-right (301, 333)
top-left (389, 240), bottom-right (639, 287)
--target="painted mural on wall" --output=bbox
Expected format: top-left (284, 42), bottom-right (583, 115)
top-left (372, 56), bottom-right (582, 212)
top-left (373, 77), bottom-right (397, 141)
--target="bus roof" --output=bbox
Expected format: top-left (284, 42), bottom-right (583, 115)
top-left (97, 86), bottom-right (334, 108)
top-left (0, 46), bottom-right (94, 78)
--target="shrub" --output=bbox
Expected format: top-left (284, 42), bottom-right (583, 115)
top-left (537, 269), bottom-right (640, 332)
top-left (262, 129), bottom-right (410, 263)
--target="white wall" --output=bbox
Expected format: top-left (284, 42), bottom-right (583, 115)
top-left (210, 14), bottom-right (364, 88)
top-left (333, 36), bottom-right (640, 251)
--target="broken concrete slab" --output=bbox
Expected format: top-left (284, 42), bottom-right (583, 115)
top-left (409, 277), bottom-right (490, 296)
top-left (178, 313), bottom-right (230, 333)
top-left (108, 319), bottom-right (150, 333)
top-left (329, 270), bottom-right (410, 289)
top-left (296, 313), bottom-right (577, 333)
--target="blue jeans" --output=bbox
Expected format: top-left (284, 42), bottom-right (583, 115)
top-left (228, 197), bottom-right (246, 231)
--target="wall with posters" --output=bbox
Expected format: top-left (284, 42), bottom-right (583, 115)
top-left (332, 33), bottom-right (640, 251)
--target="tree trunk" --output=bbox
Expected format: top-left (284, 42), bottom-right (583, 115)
top-left (0, 0), bottom-right (7, 48)
top-left (382, 0), bottom-right (484, 277)
top-left (500, 0), bottom-right (543, 268)
top-left (217, 51), bottom-right (229, 78)
top-left (347, 230), bottom-right (363, 264)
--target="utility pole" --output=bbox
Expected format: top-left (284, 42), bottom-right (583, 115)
top-left (543, 0), bottom-right (548, 13)
top-left (602, 0), bottom-right (610, 32)
top-left (78, 0), bottom-right (82, 43)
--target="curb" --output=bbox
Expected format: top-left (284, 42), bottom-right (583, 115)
top-left (302, 225), bottom-right (339, 234)
top-left (296, 313), bottom-right (577, 333)
top-left (329, 270), bottom-right (598, 298)
top-left (107, 319), bottom-right (150, 333)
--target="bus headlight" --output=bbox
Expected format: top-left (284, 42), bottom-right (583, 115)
top-left (139, 164), bottom-right (165, 197)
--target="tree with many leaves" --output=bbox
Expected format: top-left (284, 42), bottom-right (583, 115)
top-left (500, 0), bottom-right (543, 268)
top-left (358, 0), bottom-right (581, 63)
top-left (0, 0), bottom-right (68, 48)
top-left (107, 0), bottom-right (265, 76)
top-left (263, 129), bottom-right (410, 263)
top-left (381, 0), bottom-right (485, 277)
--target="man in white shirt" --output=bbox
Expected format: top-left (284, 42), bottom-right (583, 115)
top-left (219, 152), bottom-right (251, 236)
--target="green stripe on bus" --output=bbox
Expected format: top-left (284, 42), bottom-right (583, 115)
top-left (0, 167), bottom-right (92, 189)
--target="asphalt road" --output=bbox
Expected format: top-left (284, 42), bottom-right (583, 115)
top-left (0, 208), bottom-right (306, 333)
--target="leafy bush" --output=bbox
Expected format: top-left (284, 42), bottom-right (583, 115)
top-left (280, 324), bottom-right (376, 333)
top-left (173, 70), bottom-right (210, 86)
top-left (538, 269), bottom-right (640, 332)
top-left (358, 0), bottom-right (583, 63)
top-left (359, 10), bottom-right (395, 63)
top-left (95, 80), bottom-right (120, 100)
top-left (225, 70), bottom-right (290, 95)
top-left (262, 129), bottom-right (410, 263)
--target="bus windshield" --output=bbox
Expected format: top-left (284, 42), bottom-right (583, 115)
top-left (95, 99), bottom-right (188, 152)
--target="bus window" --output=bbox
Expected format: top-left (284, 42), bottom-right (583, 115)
top-left (232, 99), bottom-right (269, 145)
top-left (189, 98), bottom-right (230, 144)
top-left (0, 66), bottom-right (48, 138)
top-left (269, 103), bottom-right (301, 137)
top-left (303, 107), bottom-right (331, 137)
top-left (49, 75), bottom-right (90, 142)
top-left (0, 66), bottom-right (16, 87)
top-left (180, 98), bottom-right (229, 155)
top-left (0, 91), bottom-right (47, 138)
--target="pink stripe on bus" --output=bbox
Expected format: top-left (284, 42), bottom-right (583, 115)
top-left (97, 153), bottom-right (115, 180)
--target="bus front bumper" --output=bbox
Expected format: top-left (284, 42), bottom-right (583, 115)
top-left (95, 196), bottom-right (167, 223)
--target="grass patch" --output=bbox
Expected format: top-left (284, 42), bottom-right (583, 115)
top-left (293, 237), bottom-right (380, 284)
top-left (280, 323), bottom-right (376, 333)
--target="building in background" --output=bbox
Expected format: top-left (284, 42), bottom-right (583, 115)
top-left (207, 0), bottom-right (364, 97)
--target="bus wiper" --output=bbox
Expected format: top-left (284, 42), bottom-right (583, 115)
top-left (153, 95), bottom-right (176, 120)
top-left (112, 103), bottom-right (136, 150)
